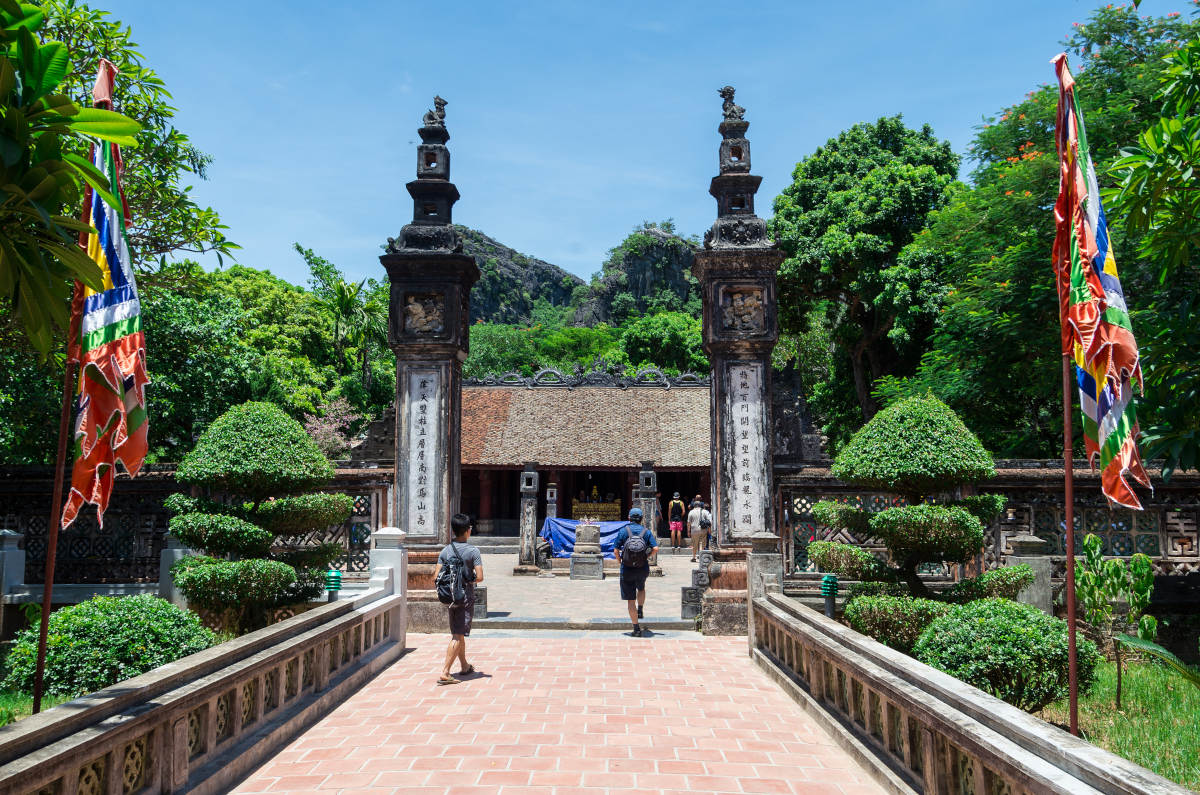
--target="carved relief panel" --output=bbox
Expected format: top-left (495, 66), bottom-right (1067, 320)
top-left (719, 286), bottom-right (766, 334)
top-left (402, 292), bottom-right (446, 335)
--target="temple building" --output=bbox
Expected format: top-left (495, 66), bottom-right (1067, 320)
top-left (352, 363), bottom-right (821, 537)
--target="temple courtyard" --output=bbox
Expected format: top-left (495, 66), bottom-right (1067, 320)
top-left (232, 633), bottom-right (882, 795)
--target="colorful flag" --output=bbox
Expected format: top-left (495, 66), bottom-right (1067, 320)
top-left (61, 60), bottom-right (149, 528)
top-left (1051, 54), bottom-right (1150, 510)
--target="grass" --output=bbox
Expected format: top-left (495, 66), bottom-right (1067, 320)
top-left (0, 689), bottom-right (70, 724)
top-left (1040, 660), bottom-right (1200, 790)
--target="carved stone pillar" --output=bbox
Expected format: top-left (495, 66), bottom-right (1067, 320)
top-left (693, 87), bottom-right (784, 635)
top-left (514, 463), bottom-right (541, 575)
top-left (545, 478), bottom-right (558, 520)
top-left (637, 461), bottom-right (658, 530)
top-left (478, 469), bottom-right (494, 535)
top-left (382, 96), bottom-right (479, 631)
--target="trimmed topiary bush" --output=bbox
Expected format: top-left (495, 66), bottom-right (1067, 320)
top-left (846, 580), bottom-right (910, 601)
top-left (171, 558), bottom-right (299, 613)
top-left (168, 401), bottom-right (351, 633)
top-left (169, 513), bottom-right (273, 558)
top-left (3, 595), bottom-right (214, 698)
top-left (869, 504), bottom-right (984, 570)
top-left (175, 402), bottom-right (334, 500)
top-left (914, 599), bottom-right (1102, 712)
top-left (817, 395), bottom-right (1000, 597)
top-left (954, 493), bottom-right (1008, 525)
top-left (832, 395), bottom-right (995, 499)
top-left (845, 596), bottom-right (951, 654)
top-left (944, 564), bottom-right (1036, 604)
top-left (811, 501), bottom-right (871, 535)
top-left (808, 541), bottom-right (880, 580)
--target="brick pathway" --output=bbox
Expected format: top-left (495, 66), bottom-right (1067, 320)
top-left (234, 633), bottom-right (883, 795)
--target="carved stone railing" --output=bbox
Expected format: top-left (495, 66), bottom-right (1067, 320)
top-left (0, 567), bottom-right (407, 795)
top-left (750, 585), bottom-right (1190, 795)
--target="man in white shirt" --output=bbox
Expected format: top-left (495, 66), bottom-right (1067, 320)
top-left (686, 496), bottom-right (711, 562)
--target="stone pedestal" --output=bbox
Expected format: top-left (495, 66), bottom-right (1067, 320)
top-left (157, 532), bottom-right (193, 608)
top-left (570, 522), bottom-right (604, 580)
top-left (701, 547), bottom-right (751, 635)
top-left (746, 533), bottom-right (783, 649)
top-left (1008, 533), bottom-right (1052, 615)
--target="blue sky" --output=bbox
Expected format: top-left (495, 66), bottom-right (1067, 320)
top-left (104, 0), bottom-right (1185, 286)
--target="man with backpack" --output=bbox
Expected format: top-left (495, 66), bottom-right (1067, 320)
top-left (614, 506), bottom-right (658, 636)
top-left (434, 513), bottom-right (484, 685)
top-left (687, 496), bottom-right (712, 562)
top-left (667, 492), bottom-right (687, 553)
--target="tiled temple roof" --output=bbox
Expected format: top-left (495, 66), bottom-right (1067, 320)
top-left (461, 386), bottom-right (710, 469)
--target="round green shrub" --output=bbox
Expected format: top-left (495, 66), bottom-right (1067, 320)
top-left (176, 402), bottom-right (334, 499)
top-left (169, 513), bottom-right (273, 558)
top-left (945, 564), bottom-right (1036, 604)
top-left (954, 493), bottom-right (1008, 525)
top-left (811, 501), bottom-right (872, 534)
top-left (832, 395), bottom-right (994, 499)
top-left (252, 493), bottom-right (354, 536)
top-left (172, 557), bottom-right (298, 612)
top-left (914, 599), bottom-right (1102, 712)
top-left (845, 596), bottom-right (951, 654)
top-left (846, 580), bottom-right (910, 601)
top-left (870, 504), bottom-right (984, 566)
top-left (808, 541), bottom-right (880, 580)
top-left (3, 595), bottom-right (214, 698)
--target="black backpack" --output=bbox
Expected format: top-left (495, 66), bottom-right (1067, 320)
top-left (699, 511), bottom-right (712, 530)
top-left (622, 526), bottom-right (650, 568)
top-left (436, 542), bottom-right (469, 606)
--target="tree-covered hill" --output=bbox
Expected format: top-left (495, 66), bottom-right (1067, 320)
top-left (459, 226), bottom-right (582, 324)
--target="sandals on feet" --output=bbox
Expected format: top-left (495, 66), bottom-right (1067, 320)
top-left (459, 664), bottom-right (477, 676)
top-left (437, 675), bottom-right (461, 686)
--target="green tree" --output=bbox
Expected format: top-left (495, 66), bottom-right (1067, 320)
top-left (0, 0), bottom-right (141, 354)
top-left (463, 323), bottom-right (540, 378)
top-left (1108, 36), bottom-right (1200, 479)
top-left (619, 311), bottom-right (707, 375)
top-left (878, 7), bottom-right (1197, 459)
top-left (38, 0), bottom-right (236, 266)
top-left (169, 402), bottom-right (351, 633)
top-left (769, 116), bottom-right (958, 436)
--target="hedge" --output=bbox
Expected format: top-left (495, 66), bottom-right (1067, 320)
top-left (845, 595), bottom-right (951, 654)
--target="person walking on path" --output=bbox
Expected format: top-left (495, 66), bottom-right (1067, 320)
top-left (686, 495), bottom-right (709, 562)
top-left (434, 513), bottom-right (484, 685)
top-left (667, 492), bottom-right (687, 553)
top-left (614, 506), bottom-right (658, 636)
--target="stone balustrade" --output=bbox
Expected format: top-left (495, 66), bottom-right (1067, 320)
top-left (0, 566), bottom-right (406, 795)
top-left (750, 584), bottom-right (1190, 795)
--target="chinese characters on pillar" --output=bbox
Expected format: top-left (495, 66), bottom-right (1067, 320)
top-left (727, 363), bottom-right (766, 537)
top-left (405, 370), bottom-right (441, 538)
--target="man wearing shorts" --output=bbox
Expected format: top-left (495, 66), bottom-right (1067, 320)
top-left (667, 492), bottom-right (687, 553)
top-left (614, 507), bottom-right (658, 636)
top-left (434, 514), bottom-right (484, 685)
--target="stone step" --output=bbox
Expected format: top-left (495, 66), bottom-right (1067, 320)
top-left (473, 616), bottom-right (695, 631)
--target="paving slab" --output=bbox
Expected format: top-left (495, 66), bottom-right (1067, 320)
top-left (234, 632), bottom-right (884, 795)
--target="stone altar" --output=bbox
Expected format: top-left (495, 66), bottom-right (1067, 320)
top-left (570, 522), bottom-right (604, 580)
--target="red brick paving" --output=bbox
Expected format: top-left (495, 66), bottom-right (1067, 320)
top-left (234, 633), bottom-right (883, 794)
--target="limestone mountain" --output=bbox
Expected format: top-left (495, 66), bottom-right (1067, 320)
top-left (458, 226), bottom-right (582, 324)
top-left (572, 223), bottom-right (701, 326)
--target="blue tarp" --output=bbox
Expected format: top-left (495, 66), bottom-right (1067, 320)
top-left (540, 518), bottom-right (632, 558)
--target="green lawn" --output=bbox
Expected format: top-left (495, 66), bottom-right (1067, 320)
top-left (0, 690), bottom-right (70, 723)
top-left (1040, 661), bottom-right (1200, 790)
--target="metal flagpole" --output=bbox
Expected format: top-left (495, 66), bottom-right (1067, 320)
top-left (1062, 354), bottom-right (1079, 736)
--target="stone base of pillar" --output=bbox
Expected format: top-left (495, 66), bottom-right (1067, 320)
top-left (1010, 555), bottom-right (1053, 615)
top-left (406, 586), bottom-right (489, 633)
top-left (700, 547), bottom-right (750, 635)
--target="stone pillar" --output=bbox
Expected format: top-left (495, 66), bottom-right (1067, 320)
top-left (694, 87), bottom-right (784, 636)
top-left (514, 463), bottom-right (541, 575)
top-left (157, 532), bottom-right (194, 608)
top-left (1008, 532), bottom-right (1053, 615)
top-left (381, 96), bottom-right (479, 632)
top-left (637, 461), bottom-right (657, 528)
top-left (545, 479), bottom-right (558, 520)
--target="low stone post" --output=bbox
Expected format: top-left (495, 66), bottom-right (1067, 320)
top-left (514, 463), bottom-right (541, 576)
top-left (1007, 533), bottom-right (1052, 614)
top-left (158, 532), bottom-right (195, 608)
top-left (570, 522), bottom-right (604, 580)
top-left (637, 461), bottom-right (657, 529)
top-left (370, 528), bottom-right (409, 648)
top-left (545, 481), bottom-right (558, 520)
top-left (0, 530), bottom-right (24, 639)
top-left (746, 532), bottom-right (783, 652)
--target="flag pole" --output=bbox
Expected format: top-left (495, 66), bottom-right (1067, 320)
top-left (31, 328), bottom-right (79, 714)
top-left (1062, 354), bottom-right (1079, 736)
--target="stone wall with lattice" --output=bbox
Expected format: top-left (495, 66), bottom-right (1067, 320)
top-left (777, 461), bottom-right (1200, 578)
top-left (0, 467), bottom-right (391, 585)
